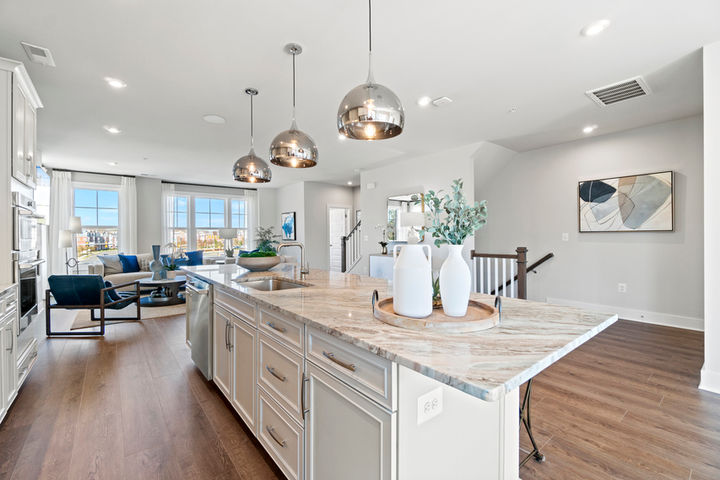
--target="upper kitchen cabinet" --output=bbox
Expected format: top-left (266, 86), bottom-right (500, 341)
top-left (1, 57), bottom-right (42, 189)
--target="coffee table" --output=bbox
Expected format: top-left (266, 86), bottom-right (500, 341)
top-left (139, 276), bottom-right (186, 307)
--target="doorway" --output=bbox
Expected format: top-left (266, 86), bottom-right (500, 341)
top-left (328, 206), bottom-right (350, 272)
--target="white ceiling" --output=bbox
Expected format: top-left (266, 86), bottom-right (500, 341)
top-left (0, 0), bottom-right (718, 188)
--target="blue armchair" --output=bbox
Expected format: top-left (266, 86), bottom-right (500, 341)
top-left (45, 275), bottom-right (141, 336)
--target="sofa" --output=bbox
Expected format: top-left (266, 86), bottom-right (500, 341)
top-left (88, 253), bottom-right (154, 291)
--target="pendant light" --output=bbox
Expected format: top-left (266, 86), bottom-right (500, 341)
top-left (337, 0), bottom-right (404, 140)
top-left (233, 88), bottom-right (272, 183)
top-left (270, 44), bottom-right (318, 168)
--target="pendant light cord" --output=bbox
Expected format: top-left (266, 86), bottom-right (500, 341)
top-left (367, 0), bottom-right (374, 84)
top-left (292, 52), bottom-right (297, 124)
top-left (249, 94), bottom-right (254, 150)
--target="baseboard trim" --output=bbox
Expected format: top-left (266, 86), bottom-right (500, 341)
top-left (545, 297), bottom-right (703, 332)
top-left (700, 367), bottom-right (720, 394)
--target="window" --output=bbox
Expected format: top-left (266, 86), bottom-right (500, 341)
top-left (168, 196), bottom-right (188, 250)
top-left (163, 193), bottom-right (254, 256)
top-left (73, 188), bottom-right (119, 261)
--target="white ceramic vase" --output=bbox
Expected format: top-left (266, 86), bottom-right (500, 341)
top-left (439, 244), bottom-right (471, 317)
top-left (393, 244), bottom-right (432, 318)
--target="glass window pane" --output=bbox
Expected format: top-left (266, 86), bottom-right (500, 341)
top-left (97, 209), bottom-right (119, 227)
top-left (176, 212), bottom-right (187, 228)
top-left (176, 196), bottom-right (187, 211)
top-left (210, 213), bottom-right (224, 228)
top-left (196, 229), bottom-right (222, 253)
top-left (172, 229), bottom-right (187, 250)
top-left (74, 207), bottom-right (97, 226)
top-left (97, 190), bottom-right (119, 208)
top-left (231, 200), bottom-right (239, 214)
top-left (195, 212), bottom-right (209, 228)
top-left (195, 197), bottom-right (210, 213)
top-left (210, 198), bottom-right (224, 214)
top-left (74, 189), bottom-right (97, 208)
top-left (76, 228), bottom-right (118, 261)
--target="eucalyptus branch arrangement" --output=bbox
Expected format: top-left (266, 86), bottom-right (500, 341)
top-left (420, 179), bottom-right (488, 247)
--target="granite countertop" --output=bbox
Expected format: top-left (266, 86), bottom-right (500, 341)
top-left (182, 264), bottom-right (617, 401)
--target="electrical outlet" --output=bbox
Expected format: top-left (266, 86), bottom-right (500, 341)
top-left (417, 387), bottom-right (443, 425)
top-left (562, 233), bottom-right (569, 242)
top-left (618, 283), bottom-right (627, 293)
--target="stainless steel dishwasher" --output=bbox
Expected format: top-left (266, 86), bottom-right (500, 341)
top-left (186, 276), bottom-right (213, 380)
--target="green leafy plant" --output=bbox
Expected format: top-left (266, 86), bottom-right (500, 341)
top-left (225, 247), bottom-right (237, 258)
top-left (256, 226), bottom-right (281, 253)
top-left (432, 276), bottom-right (442, 308)
top-left (420, 179), bottom-right (488, 247)
top-left (239, 251), bottom-right (278, 258)
top-left (164, 263), bottom-right (180, 271)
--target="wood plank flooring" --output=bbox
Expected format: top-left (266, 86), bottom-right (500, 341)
top-left (0, 315), bottom-right (717, 479)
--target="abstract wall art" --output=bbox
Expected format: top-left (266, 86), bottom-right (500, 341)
top-left (578, 171), bottom-right (673, 232)
top-left (281, 211), bottom-right (296, 240)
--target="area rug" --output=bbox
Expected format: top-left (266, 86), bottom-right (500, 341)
top-left (70, 303), bottom-right (186, 330)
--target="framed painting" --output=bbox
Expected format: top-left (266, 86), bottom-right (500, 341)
top-left (578, 171), bottom-right (673, 232)
top-left (281, 211), bottom-right (296, 240)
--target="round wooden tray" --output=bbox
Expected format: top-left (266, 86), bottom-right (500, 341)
top-left (371, 291), bottom-right (499, 333)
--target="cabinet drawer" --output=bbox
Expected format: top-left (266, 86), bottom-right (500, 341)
top-left (215, 288), bottom-right (256, 326)
top-left (0, 286), bottom-right (17, 318)
top-left (258, 388), bottom-right (303, 480)
top-left (258, 333), bottom-right (304, 423)
top-left (307, 327), bottom-right (396, 411)
top-left (259, 308), bottom-right (304, 353)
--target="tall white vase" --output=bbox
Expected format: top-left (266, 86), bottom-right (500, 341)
top-left (393, 244), bottom-right (432, 318)
top-left (439, 244), bottom-right (471, 317)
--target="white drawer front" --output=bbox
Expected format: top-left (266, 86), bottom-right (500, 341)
top-left (259, 308), bottom-right (304, 353)
top-left (0, 286), bottom-right (17, 318)
top-left (215, 288), bottom-right (256, 326)
top-left (307, 327), bottom-right (396, 411)
top-left (258, 388), bottom-right (303, 480)
top-left (258, 333), bottom-right (304, 423)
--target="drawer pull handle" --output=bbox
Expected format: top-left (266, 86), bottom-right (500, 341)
top-left (266, 425), bottom-right (287, 447)
top-left (267, 322), bottom-right (287, 333)
top-left (322, 351), bottom-right (356, 372)
top-left (266, 365), bottom-right (286, 382)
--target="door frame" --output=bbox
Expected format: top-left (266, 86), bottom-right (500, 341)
top-left (327, 204), bottom-right (352, 272)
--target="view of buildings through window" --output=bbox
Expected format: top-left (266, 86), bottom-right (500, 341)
top-left (73, 188), bottom-right (119, 261)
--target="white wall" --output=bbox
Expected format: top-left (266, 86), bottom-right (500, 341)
top-left (701, 43), bottom-right (720, 394)
top-left (476, 116), bottom-right (704, 330)
top-left (136, 177), bottom-right (162, 252)
top-left (275, 182), bottom-right (305, 265)
top-left (358, 143), bottom-right (478, 275)
top-left (304, 181), bottom-right (354, 270)
top-left (257, 188), bottom-right (277, 231)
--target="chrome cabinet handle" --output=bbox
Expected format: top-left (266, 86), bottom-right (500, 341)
top-left (266, 425), bottom-right (287, 448)
top-left (266, 365), bottom-right (286, 382)
top-left (301, 374), bottom-right (309, 421)
top-left (227, 323), bottom-right (233, 352)
top-left (225, 320), bottom-right (230, 351)
top-left (322, 351), bottom-right (356, 372)
top-left (266, 322), bottom-right (287, 334)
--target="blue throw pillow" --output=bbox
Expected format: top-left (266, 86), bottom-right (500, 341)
top-left (185, 250), bottom-right (203, 266)
top-left (118, 254), bottom-right (140, 273)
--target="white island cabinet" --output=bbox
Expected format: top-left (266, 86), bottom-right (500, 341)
top-left (183, 264), bottom-right (617, 480)
top-left (0, 285), bottom-right (18, 424)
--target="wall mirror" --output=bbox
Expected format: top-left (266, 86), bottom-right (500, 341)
top-left (387, 193), bottom-right (423, 242)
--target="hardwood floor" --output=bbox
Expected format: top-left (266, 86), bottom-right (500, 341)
top-left (0, 315), bottom-right (717, 479)
top-left (520, 321), bottom-right (720, 480)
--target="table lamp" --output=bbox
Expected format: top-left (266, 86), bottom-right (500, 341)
top-left (399, 211), bottom-right (426, 244)
top-left (219, 228), bottom-right (238, 258)
top-left (59, 229), bottom-right (78, 274)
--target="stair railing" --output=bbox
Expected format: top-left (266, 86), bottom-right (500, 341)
top-left (341, 220), bottom-right (362, 272)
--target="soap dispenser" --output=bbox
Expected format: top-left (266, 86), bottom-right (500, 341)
top-left (392, 225), bottom-right (432, 318)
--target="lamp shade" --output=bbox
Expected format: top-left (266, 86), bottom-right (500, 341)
top-left (399, 211), bottom-right (425, 228)
top-left (59, 229), bottom-right (73, 248)
top-left (68, 216), bottom-right (83, 233)
top-left (219, 228), bottom-right (238, 240)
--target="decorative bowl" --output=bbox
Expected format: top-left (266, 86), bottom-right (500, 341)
top-left (236, 256), bottom-right (282, 272)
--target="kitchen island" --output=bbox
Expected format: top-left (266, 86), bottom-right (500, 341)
top-left (182, 263), bottom-right (617, 480)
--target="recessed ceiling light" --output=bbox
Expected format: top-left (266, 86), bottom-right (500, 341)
top-left (583, 124), bottom-right (598, 134)
top-left (104, 77), bottom-right (127, 89)
top-left (508, 106), bottom-right (518, 114)
top-left (103, 125), bottom-right (121, 134)
top-left (581, 19), bottom-right (611, 37)
top-left (338, 133), bottom-right (346, 141)
top-left (107, 161), bottom-right (118, 166)
top-left (417, 96), bottom-right (432, 107)
top-left (202, 114), bottom-right (226, 124)
top-left (347, 181), bottom-right (353, 185)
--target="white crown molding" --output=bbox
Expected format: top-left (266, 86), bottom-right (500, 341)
top-left (545, 297), bottom-right (703, 332)
top-left (0, 56), bottom-right (43, 109)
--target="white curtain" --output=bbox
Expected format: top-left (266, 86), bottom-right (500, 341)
top-left (161, 182), bottom-right (175, 250)
top-left (49, 171), bottom-right (73, 275)
top-left (246, 190), bottom-right (258, 250)
top-left (119, 176), bottom-right (137, 254)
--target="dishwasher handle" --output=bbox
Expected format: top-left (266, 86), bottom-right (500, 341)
top-left (186, 284), bottom-right (209, 296)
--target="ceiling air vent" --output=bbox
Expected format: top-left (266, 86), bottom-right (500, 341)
top-left (21, 42), bottom-right (56, 67)
top-left (586, 76), bottom-right (650, 107)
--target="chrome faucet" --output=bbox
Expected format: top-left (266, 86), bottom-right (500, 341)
top-left (278, 242), bottom-right (309, 275)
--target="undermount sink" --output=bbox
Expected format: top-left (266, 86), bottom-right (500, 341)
top-left (237, 278), bottom-right (307, 291)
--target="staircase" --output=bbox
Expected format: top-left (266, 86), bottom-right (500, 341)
top-left (341, 220), bottom-right (362, 273)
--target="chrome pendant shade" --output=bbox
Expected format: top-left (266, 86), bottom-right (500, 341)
top-left (270, 44), bottom-right (318, 168)
top-left (337, 0), bottom-right (404, 140)
top-left (233, 88), bottom-right (272, 183)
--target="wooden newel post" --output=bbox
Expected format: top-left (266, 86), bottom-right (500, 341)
top-left (341, 236), bottom-right (347, 273)
top-left (516, 247), bottom-right (528, 300)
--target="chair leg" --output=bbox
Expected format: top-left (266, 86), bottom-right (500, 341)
top-left (100, 305), bottom-right (105, 335)
top-left (46, 307), bottom-right (105, 337)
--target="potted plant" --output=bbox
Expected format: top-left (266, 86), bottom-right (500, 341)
top-left (164, 262), bottom-right (180, 280)
top-left (224, 246), bottom-right (238, 264)
top-left (256, 226), bottom-right (281, 253)
top-left (237, 227), bottom-right (282, 271)
top-left (375, 224), bottom-right (390, 255)
top-left (420, 179), bottom-right (488, 317)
